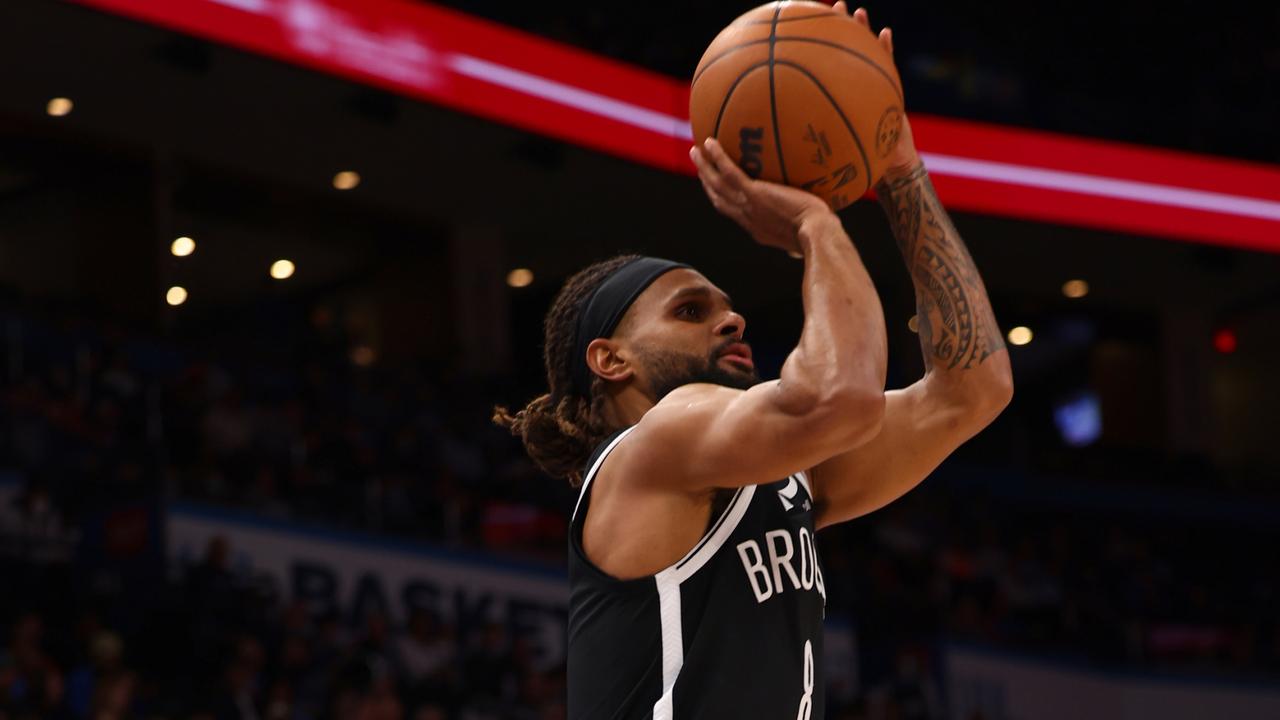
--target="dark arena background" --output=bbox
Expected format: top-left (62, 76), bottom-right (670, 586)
top-left (1, 0), bottom-right (1279, 718)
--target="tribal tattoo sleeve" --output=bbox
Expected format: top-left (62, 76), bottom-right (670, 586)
top-left (876, 164), bottom-right (1006, 371)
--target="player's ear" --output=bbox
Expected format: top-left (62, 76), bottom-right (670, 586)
top-left (586, 338), bottom-right (634, 385)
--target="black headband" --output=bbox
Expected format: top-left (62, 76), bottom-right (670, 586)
top-left (571, 257), bottom-right (690, 398)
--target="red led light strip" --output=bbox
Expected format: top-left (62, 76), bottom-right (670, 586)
top-left (70, 0), bottom-right (1280, 252)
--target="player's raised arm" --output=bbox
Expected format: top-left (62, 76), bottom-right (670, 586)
top-left (809, 6), bottom-right (1014, 529)
top-left (613, 138), bottom-right (888, 490)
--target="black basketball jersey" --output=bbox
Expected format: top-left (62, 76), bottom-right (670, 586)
top-left (567, 427), bottom-right (827, 720)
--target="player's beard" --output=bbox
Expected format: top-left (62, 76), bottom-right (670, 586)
top-left (638, 342), bottom-right (761, 401)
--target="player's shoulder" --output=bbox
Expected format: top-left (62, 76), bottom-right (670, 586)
top-left (641, 382), bottom-right (745, 431)
top-left (611, 383), bottom-right (722, 453)
top-left (656, 381), bottom-right (741, 406)
top-left (603, 385), bottom-right (738, 493)
top-left (627, 382), bottom-right (763, 457)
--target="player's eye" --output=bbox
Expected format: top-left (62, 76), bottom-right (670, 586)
top-left (675, 303), bottom-right (704, 320)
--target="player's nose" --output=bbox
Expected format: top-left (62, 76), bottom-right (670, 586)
top-left (714, 310), bottom-right (746, 339)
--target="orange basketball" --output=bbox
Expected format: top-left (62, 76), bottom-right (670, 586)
top-left (690, 1), bottom-right (904, 210)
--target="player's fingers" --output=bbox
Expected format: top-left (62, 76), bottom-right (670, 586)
top-left (696, 168), bottom-right (728, 205)
top-left (832, 2), bottom-right (848, 15)
top-left (692, 145), bottom-right (741, 203)
top-left (880, 27), bottom-right (893, 55)
top-left (702, 138), bottom-right (751, 194)
top-left (700, 172), bottom-right (748, 213)
top-left (853, 7), bottom-right (869, 28)
top-left (689, 144), bottom-right (722, 182)
top-left (689, 143), bottom-right (713, 172)
top-left (700, 138), bottom-right (733, 175)
top-left (703, 184), bottom-right (728, 212)
top-left (702, 180), bottom-right (747, 223)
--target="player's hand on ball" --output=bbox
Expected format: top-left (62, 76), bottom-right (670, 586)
top-left (834, 3), bottom-right (922, 182)
top-left (690, 138), bottom-right (833, 256)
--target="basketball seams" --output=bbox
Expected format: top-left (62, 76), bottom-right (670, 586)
top-left (692, 37), bottom-right (902, 107)
top-left (776, 37), bottom-right (903, 102)
top-left (774, 60), bottom-right (873, 198)
top-left (732, 12), bottom-right (833, 26)
top-left (767, 4), bottom-right (790, 186)
top-left (711, 63), bottom-right (771, 139)
top-left (692, 40), bottom-right (768, 86)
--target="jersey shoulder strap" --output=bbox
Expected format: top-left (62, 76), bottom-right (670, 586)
top-left (572, 425), bottom-right (637, 522)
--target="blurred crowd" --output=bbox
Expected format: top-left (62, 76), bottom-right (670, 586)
top-left (0, 307), bottom-right (571, 561)
top-left (1, 307), bottom-right (1278, 719)
top-left (0, 533), bottom-right (565, 720)
top-left (827, 491), bottom-right (1280, 684)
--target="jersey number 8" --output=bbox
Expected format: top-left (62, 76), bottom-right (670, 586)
top-left (796, 639), bottom-right (814, 720)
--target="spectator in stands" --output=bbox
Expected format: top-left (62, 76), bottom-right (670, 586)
top-left (396, 609), bottom-right (459, 709)
top-left (0, 612), bottom-right (66, 718)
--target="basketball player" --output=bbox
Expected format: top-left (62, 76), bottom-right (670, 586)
top-left (495, 6), bottom-right (1012, 718)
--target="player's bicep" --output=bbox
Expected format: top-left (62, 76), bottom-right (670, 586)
top-left (625, 381), bottom-right (877, 490)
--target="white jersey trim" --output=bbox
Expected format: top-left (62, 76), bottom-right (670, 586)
top-left (650, 484), bottom-right (757, 719)
top-left (671, 485), bottom-right (756, 583)
top-left (651, 569), bottom-right (682, 720)
top-left (571, 425), bottom-right (637, 522)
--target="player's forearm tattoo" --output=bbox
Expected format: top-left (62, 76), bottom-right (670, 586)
top-left (876, 164), bottom-right (1005, 370)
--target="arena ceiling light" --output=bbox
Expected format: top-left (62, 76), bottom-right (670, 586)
top-left (1062, 279), bottom-right (1089, 299)
top-left (270, 259), bottom-right (296, 280)
top-left (46, 97), bottom-right (73, 117)
top-left (166, 286), bottom-right (188, 306)
top-left (1007, 326), bottom-right (1034, 346)
top-left (171, 236), bottom-right (196, 257)
top-left (332, 171), bottom-right (361, 190)
top-left (506, 268), bottom-right (534, 288)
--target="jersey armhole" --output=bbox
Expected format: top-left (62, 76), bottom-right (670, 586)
top-left (569, 426), bottom-right (655, 588)
top-left (572, 425), bottom-right (637, 523)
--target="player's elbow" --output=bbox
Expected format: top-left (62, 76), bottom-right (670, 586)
top-left (989, 367), bottom-right (1015, 412)
top-left (815, 385), bottom-right (886, 448)
top-left (958, 362), bottom-right (1014, 427)
top-left (776, 374), bottom-right (885, 447)
top-left (979, 356), bottom-right (1015, 417)
top-left (924, 355), bottom-right (1013, 431)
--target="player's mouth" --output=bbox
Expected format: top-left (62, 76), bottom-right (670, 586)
top-left (717, 342), bottom-right (754, 370)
